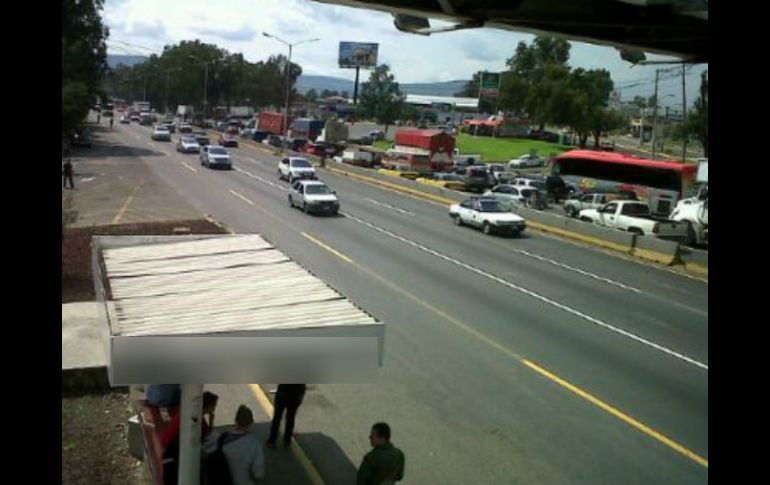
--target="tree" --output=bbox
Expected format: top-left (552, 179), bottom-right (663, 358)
top-left (358, 64), bottom-right (405, 135)
top-left (341, 90), bottom-right (349, 99)
top-left (62, 0), bottom-right (109, 135)
top-left (498, 36), bottom-right (572, 129)
top-left (683, 70), bottom-right (708, 156)
top-left (306, 89), bottom-right (318, 102)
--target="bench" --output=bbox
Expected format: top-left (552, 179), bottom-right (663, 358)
top-left (134, 399), bottom-right (178, 485)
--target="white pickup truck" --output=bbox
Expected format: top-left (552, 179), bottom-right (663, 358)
top-left (579, 200), bottom-right (688, 241)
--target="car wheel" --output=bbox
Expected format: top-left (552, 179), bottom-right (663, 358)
top-left (302, 203), bottom-right (308, 214)
top-left (628, 228), bottom-right (644, 236)
top-left (483, 222), bottom-right (492, 235)
top-left (453, 215), bottom-right (463, 226)
top-left (278, 170), bottom-right (283, 180)
top-left (566, 206), bottom-right (577, 218)
top-left (288, 195), bottom-right (294, 207)
top-left (579, 216), bottom-right (593, 223)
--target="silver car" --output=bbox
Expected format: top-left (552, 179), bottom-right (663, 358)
top-left (176, 136), bottom-right (200, 154)
top-left (200, 145), bottom-right (232, 169)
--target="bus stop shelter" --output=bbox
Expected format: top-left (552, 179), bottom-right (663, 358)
top-left (92, 234), bottom-right (384, 484)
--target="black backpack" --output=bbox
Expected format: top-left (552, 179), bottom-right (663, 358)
top-left (206, 433), bottom-right (234, 485)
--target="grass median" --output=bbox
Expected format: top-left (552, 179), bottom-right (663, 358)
top-left (375, 134), bottom-right (570, 162)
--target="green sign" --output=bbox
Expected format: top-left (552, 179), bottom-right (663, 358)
top-left (480, 72), bottom-right (500, 98)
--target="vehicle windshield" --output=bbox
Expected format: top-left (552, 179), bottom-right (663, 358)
top-left (477, 200), bottom-right (506, 213)
top-left (305, 184), bottom-right (332, 195)
top-left (208, 147), bottom-right (227, 155)
top-left (291, 159), bottom-right (311, 168)
top-left (182, 138), bottom-right (197, 144)
top-left (196, 137), bottom-right (209, 143)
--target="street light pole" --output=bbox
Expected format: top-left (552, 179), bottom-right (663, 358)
top-left (262, 33), bottom-right (320, 140)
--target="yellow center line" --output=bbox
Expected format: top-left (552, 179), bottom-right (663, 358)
top-left (340, 248), bottom-right (709, 469)
top-left (223, 169), bottom-right (706, 469)
top-left (521, 359), bottom-right (708, 468)
top-left (111, 179), bottom-right (144, 225)
top-left (181, 162), bottom-right (198, 173)
top-left (248, 385), bottom-right (325, 485)
top-left (301, 232), bottom-right (354, 264)
top-left (229, 189), bottom-right (254, 206)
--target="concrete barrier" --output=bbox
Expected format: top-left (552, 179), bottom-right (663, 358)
top-left (632, 235), bottom-right (681, 266)
top-left (680, 247), bottom-right (708, 275)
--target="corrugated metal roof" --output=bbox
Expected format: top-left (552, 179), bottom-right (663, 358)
top-left (101, 235), bottom-right (380, 337)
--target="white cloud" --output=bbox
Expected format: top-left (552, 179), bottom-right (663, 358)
top-left (103, 0), bottom-right (707, 100)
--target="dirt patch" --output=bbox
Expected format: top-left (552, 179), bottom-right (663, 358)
top-left (62, 219), bottom-right (229, 303)
top-left (62, 390), bottom-right (145, 485)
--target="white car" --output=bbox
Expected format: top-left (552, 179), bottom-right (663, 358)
top-left (509, 154), bottom-right (544, 168)
top-left (200, 145), bottom-right (232, 169)
top-left (483, 185), bottom-right (540, 210)
top-left (449, 197), bottom-right (526, 236)
top-left (278, 157), bottom-right (316, 183)
top-left (288, 180), bottom-right (340, 215)
top-left (151, 125), bottom-right (171, 141)
top-left (176, 136), bottom-right (200, 154)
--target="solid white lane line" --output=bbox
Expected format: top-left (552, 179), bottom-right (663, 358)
top-left (340, 210), bottom-right (708, 372)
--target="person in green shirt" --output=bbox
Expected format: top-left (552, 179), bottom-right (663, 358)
top-left (357, 422), bottom-right (405, 485)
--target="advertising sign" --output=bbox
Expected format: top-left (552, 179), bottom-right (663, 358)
top-left (339, 42), bottom-right (379, 68)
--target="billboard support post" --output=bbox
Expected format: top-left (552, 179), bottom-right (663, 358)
top-left (353, 66), bottom-right (360, 106)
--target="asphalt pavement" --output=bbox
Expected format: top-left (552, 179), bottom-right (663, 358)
top-left (102, 120), bottom-right (708, 484)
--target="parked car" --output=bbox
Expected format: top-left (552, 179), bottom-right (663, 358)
top-left (264, 134), bottom-right (283, 147)
top-left (151, 125), bottom-right (171, 141)
top-left (563, 192), bottom-right (630, 218)
top-left (130, 113), bottom-right (141, 122)
top-left (284, 137), bottom-right (308, 152)
top-left (578, 200), bottom-right (688, 241)
top-left (483, 185), bottom-right (540, 210)
top-left (199, 145), bottom-right (232, 169)
top-left (70, 128), bottom-right (92, 148)
top-left (509, 154), bottom-right (545, 168)
top-left (487, 164), bottom-right (507, 182)
top-left (278, 157), bottom-right (316, 183)
top-left (176, 136), bottom-right (201, 154)
top-left (449, 197), bottom-right (527, 236)
top-left (453, 165), bottom-right (494, 192)
top-left (288, 180), bottom-right (340, 215)
top-left (179, 123), bottom-right (193, 134)
top-left (218, 128), bottom-right (239, 147)
top-left (119, 115), bottom-right (131, 124)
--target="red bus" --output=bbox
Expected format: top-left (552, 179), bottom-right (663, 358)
top-left (551, 150), bottom-right (697, 215)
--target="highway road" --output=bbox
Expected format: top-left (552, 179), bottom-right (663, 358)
top-left (112, 122), bottom-right (708, 484)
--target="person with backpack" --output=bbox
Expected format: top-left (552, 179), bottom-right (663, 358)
top-left (205, 405), bottom-right (265, 485)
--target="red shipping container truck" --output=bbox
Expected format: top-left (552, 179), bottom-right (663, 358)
top-left (392, 129), bottom-right (455, 172)
top-left (257, 112), bottom-right (293, 135)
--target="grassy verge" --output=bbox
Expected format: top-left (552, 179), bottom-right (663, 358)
top-left (374, 133), bottom-right (570, 162)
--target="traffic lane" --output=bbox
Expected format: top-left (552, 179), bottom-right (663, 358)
top-left (200, 164), bottom-right (709, 465)
top-left (111, 131), bottom-right (704, 480)
top-left (292, 206), bottom-right (708, 460)
top-left (232, 145), bottom-right (707, 307)
top-left (173, 171), bottom-right (707, 484)
top-left (228, 158), bottom-right (709, 367)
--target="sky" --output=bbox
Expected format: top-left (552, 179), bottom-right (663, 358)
top-left (103, 0), bottom-right (707, 108)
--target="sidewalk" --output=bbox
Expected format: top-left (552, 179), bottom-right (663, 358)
top-left (62, 116), bottom-right (331, 485)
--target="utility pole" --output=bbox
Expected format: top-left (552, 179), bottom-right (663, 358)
top-left (651, 69), bottom-right (660, 159)
top-left (681, 63), bottom-right (688, 163)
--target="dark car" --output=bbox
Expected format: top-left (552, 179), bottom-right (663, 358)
top-left (193, 133), bottom-right (210, 147)
top-left (284, 138), bottom-right (307, 152)
top-left (251, 130), bottom-right (269, 143)
top-left (454, 165), bottom-right (494, 193)
top-left (70, 128), bottom-right (92, 148)
top-left (265, 134), bottom-right (283, 147)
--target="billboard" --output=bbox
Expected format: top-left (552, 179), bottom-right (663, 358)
top-left (339, 42), bottom-right (379, 68)
top-left (480, 72), bottom-right (501, 98)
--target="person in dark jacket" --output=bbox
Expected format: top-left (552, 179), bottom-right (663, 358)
top-left (63, 159), bottom-right (75, 189)
top-left (357, 422), bottom-right (405, 485)
top-left (266, 385), bottom-right (306, 448)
